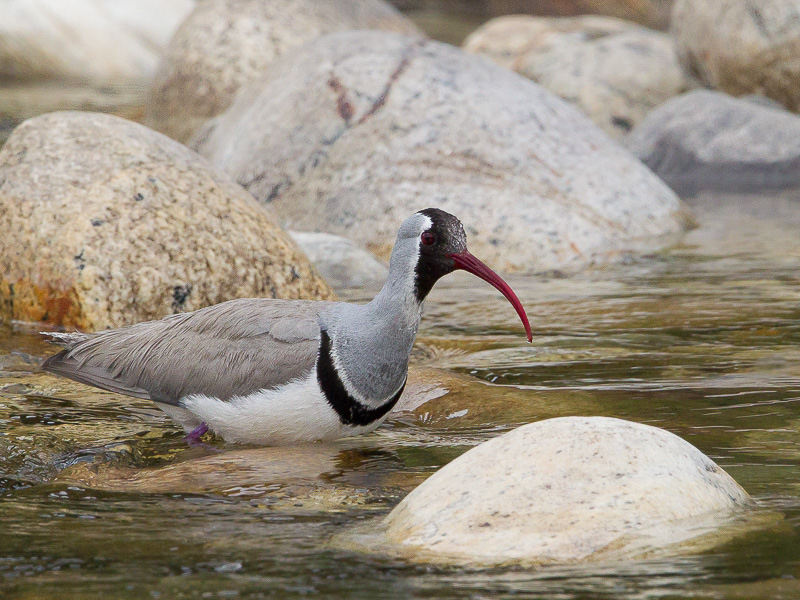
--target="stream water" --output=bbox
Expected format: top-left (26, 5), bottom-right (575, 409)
top-left (1, 192), bottom-right (800, 599)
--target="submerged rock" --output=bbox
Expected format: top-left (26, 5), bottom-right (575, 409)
top-left (57, 445), bottom-right (342, 494)
top-left (381, 417), bottom-right (752, 565)
top-left (463, 15), bottom-right (687, 138)
top-left (671, 0), bottom-right (800, 112)
top-left (194, 31), bottom-right (691, 274)
top-left (0, 112), bottom-right (333, 331)
top-left (0, 0), bottom-right (194, 143)
top-left (147, 0), bottom-right (421, 143)
top-left (288, 231), bottom-right (388, 290)
top-left (625, 90), bottom-right (800, 195)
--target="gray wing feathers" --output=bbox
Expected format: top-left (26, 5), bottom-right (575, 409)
top-left (41, 298), bottom-right (331, 405)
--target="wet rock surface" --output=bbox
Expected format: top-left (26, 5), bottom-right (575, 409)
top-left (671, 0), bottom-right (800, 111)
top-left (463, 15), bottom-right (687, 138)
top-left (194, 31), bottom-right (691, 274)
top-left (0, 111), bottom-right (333, 331)
top-left (381, 417), bottom-right (752, 565)
top-left (625, 90), bottom-right (800, 195)
top-left (147, 0), bottom-right (422, 143)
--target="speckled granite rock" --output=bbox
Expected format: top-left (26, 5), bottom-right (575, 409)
top-left (194, 31), bottom-right (692, 274)
top-left (672, 0), bottom-right (800, 112)
top-left (289, 231), bottom-right (388, 290)
top-left (463, 15), bottom-right (688, 137)
top-left (0, 0), bottom-right (194, 144)
top-left (0, 112), bottom-right (333, 331)
top-left (147, 0), bottom-right (422, 143)
top-left (625, 90), bottom-right (800, 195)
top-left (382, 417), bottom-right (752, 565)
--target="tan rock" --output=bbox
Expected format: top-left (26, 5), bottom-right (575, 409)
top-left (57, 445), bottom-right (341, 494)
top-left (194, 31), bottom-right (692, 274)
top-left (381, 417), bottom-right (753, 565)
top-left (147, 0), bottom-right (422, 143)
top-left (671, 0), bottom-right (800, 112)
top-left (411, 0), bottom-right (675, 31)
top-left (0, 111), bottom-right (333, 331)
top-left (464, 15), bottom-right (688, 137)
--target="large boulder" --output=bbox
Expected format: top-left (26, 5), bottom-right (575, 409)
top-left (382, 417), bottom-right (752, 565)
top-left (147, 0), bottom-right (422, 143)
top-left (0, 112), bottom-right (333, 331)
top-left (463, 15), bottom-right (688, 138)
top-left (0, 0), bottom-right (194, 143)
top-left (671, 0), bottom-right (800, 112)
top-left (193, 31), bottom-right (692, 274)
top-left (625, 90), bottom-right (800, 195)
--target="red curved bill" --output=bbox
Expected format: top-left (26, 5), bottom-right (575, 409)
top-left (448, 251), bottom-right (533, 343)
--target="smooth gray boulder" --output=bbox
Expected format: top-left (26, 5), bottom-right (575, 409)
top-left (381, 417), bottom-right (752, 565)
top-left (672, 0), bottom-right (800, 112)
top-left (194, 31), bottom-right (692, 275)
top-left (625, 90), bottom-right (800, 195)
top-left (0, 112), bottom-right (333, 331)
top-left (288, 231), bottom-right (388, 290)
top-left (463, 15), bottom-right (688, 138)
top-left (147, 0), bottom-right (422, 143)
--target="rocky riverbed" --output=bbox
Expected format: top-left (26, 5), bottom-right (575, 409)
top-left (3, 0), bottom-right (800, 597)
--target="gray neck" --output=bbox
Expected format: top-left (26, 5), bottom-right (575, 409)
top-left (325, 241), bottom-right (423, 408)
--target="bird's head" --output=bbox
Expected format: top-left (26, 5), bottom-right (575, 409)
top-left (391, 208), bottom-right (532, 342)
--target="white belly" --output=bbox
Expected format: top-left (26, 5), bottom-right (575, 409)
top-left (156, 368), bottom-right (386, 445)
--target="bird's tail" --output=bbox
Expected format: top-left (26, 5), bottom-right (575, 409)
top-left (40, 331), bottom-right (90, 349)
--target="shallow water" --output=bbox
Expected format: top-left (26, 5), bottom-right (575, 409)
top-left (2, 192), bottom-right (800, 599)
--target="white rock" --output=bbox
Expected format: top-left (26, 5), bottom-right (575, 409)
top-left (671, 0), bottom-right (800, 112)
top-left (464, 15), bottom-right (688, 138)
top-left (289, 231), bottom-right (388, 290)
top-left (147, 0), bottom-right (422, 142)
top-left (382, 417), bottom-right (751, 565)
top-left (194, 31), bottom-right (692, 274)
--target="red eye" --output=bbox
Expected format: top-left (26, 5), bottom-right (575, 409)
top-left (421, 231), bottom-right (436, 245)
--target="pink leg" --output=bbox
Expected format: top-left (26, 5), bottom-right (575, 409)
top-left (184, 422), bottom-right (209, 444)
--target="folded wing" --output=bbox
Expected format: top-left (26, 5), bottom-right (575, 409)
top-left (42, 298), bottom-right (331, 405)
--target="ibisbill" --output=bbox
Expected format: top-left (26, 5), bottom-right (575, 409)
top-left (42, 208), bottom-right (532, 445)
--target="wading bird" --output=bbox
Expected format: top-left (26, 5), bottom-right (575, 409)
top-left (43, 209), bottom-right (531, 445)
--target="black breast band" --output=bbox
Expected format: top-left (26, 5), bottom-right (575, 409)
top-left (316, 329), bottom-right (406, 426)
